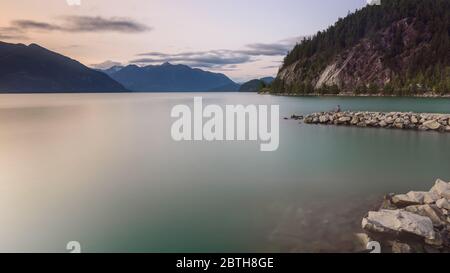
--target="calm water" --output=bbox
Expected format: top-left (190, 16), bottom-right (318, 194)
top-left (0, 93), bottom-right (449, 253)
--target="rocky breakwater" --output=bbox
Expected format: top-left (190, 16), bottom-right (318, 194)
top-left (360, 179), bottom-right (450, 253)
top-left (303, 111), bottom-right (450, 132)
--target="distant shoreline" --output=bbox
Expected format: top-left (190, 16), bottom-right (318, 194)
top-left (260, 92), bottom-right (450, 98)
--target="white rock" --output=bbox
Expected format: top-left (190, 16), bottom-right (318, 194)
top-left (405, 204), bottom-right (447, 227)
top-left (423, 120), bottom-right (441, 130)
top-left (423, 192), bottom-right (440, 204)
top-left (392, 193), bottom-right (423, 206)
top-left (430, 179), bottom-right (450, 198)
top-left (436, 198), bottom-right (450, 210)
top-left (362, 209), bottom-right (435, 240)
top-left (338, 117), bottom-right (351, 123)
top-left (402, 191), bottom-right (440, 205)
top-left (319, 115), bottom-right (329, 123)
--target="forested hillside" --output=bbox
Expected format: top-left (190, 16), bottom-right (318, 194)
top-left (272, 0), bottom-right (450, 95)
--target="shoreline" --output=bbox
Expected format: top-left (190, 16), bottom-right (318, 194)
top-left (260, 92), bottom-right (450, 98)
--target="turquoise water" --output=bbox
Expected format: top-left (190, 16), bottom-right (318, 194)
top-left (0, 93), bottom-right (449, 252)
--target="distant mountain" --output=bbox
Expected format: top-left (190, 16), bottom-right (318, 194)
top-left (239, 77), bottom-right (274, 92)
top-left (0, 41), bottom-right (127, 93)
top-left (104, 62), bottom-right (239, 92)
top-left (260, 77), bottom-right (275, 85)
top-left (274, 0), bottom-right (450, 95)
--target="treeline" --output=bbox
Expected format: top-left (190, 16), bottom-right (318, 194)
top-left (272, 0), bottom-right (450, 95)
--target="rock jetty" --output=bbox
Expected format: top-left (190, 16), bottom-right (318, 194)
top-left (360, 179), bottom-right (450, 253)
top-left (302, 111), bottom-right (450, 132)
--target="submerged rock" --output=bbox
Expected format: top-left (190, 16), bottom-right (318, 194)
top-left (390, 241), bottom-right (412, 253)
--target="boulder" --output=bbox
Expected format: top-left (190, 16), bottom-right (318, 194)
top-left (436, 199), bottom-right (450, 210)
top-left (362, 209), bottom-right (435, 240)
top-left (423, 120), bottom-right (441, 130)
top-left (430, 179), bottom-right (450, 198)
top-left (400, 191), bottom-right (440, 205)
top-left (385, 117), bottom-right (394, 124)
top-left (319, 115), bottom-right (329, 123)
top-left (304, 116), bottom-right (313, 123)
top-left (411, 116), bottom-right (419, 124)
top-left (405, 204), bottom-right (447, 227)
top-left (446, 126), bottom-right (450, 132)
top-left (392, 192), bottom-right (424, 207)
top-left (338, 117), bottom-right (351, 123)
top-left (423, 192), bottom-right (440, 204)
top-left (394, 123), bottom-right (404, 129)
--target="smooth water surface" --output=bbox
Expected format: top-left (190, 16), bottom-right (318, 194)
top-left (0, 93), bottom-right (449, 252)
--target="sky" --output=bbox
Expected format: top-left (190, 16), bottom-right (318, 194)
top-left (0, 0), bottom-right (369, 82)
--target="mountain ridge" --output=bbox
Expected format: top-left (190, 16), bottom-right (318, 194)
top-left (0, 41), bottom-right (127, 93)
top-left (103, 63), bottom-right (240, 92)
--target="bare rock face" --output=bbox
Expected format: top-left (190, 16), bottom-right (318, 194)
top-left (276, 17), bottom-right (436, 93)
top-left (362, 209), bottom-right (435, 240)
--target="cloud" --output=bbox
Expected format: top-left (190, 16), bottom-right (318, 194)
top-left (0, 27), bottom-right (28, 40)
top-left (235, 43), bottom-right (292, 56)
top-left (12, 20), bottom-right (62, 31)
top-left (9, 16), bottom-right (151, 33)
top-left (132, 50), bottom-right (253, 69)
top-left (62, 16), bottom-right (151, 33)
top-left (132, 37), bottom-right (305, 69)
top-left (261, 65), bottom-right (281, 70)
